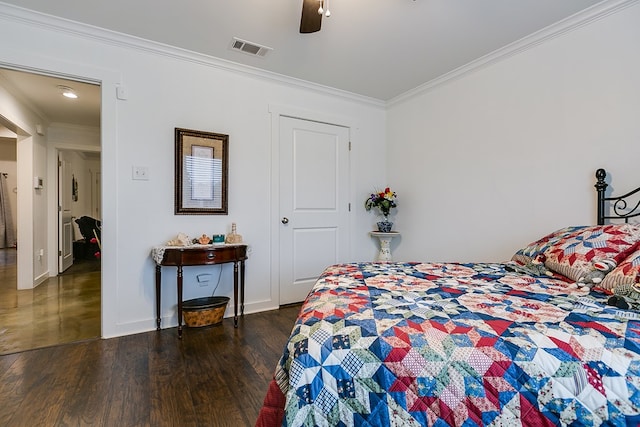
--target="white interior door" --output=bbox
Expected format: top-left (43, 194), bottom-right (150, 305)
top-left (58, 153), bottom-right (73, 273)
top-left (279, 116), bottom-right (350, 304)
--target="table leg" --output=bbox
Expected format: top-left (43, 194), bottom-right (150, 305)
top-left (155, 265), bottom-right (162, 330)
top-left (240, 260), bottom-right (245, 316)
top-left (233, 261), bottom-right (239, 327)
top-left (177, 265), bottom-right (183, 338)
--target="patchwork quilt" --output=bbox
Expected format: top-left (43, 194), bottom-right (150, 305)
top-left (257, 262), bottom-right (640, 427)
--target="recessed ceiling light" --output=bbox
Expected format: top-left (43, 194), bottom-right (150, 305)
top-left (57, 85), bottom-right (78, 99)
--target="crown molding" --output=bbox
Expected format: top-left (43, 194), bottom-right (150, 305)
top-left (0, 2), bottom-right (386, 110)
top-left (388, 0), bottom-right (639, 108)
top-left (2, 0), bottom-right (633, 111)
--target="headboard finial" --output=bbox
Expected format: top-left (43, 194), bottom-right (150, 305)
top-left (596, 168), bottom-right (607, 225)
top-left (595, 169), bottom-right (607, 191)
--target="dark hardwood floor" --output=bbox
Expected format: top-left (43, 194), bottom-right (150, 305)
top-left (0, 304), bottom-right (301, 427)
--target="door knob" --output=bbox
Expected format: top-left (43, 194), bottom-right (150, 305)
top-left (281, 217), bottom-right (289, 224)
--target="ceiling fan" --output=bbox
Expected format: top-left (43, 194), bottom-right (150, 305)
top-left (300, 0), bottom-right (330, 34)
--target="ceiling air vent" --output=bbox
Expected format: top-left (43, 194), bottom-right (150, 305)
top-left (230, 37), bottom-right (273, 58)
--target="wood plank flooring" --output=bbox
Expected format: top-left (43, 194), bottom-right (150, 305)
top-left (0, 304), bottom-right (301, 427)
top-left (0, 248), bottom-right (101, 355)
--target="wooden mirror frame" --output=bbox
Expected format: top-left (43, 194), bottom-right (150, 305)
top-left (174, 128), bottom-right (228, 215)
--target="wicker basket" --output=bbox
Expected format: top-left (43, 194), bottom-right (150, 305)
top-left (182, 296), bottom-right (229, 327)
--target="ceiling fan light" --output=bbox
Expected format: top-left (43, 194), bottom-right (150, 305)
top-left (300, 0), bottom-right (324, 34)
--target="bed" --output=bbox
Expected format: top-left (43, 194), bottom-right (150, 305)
top-left (256, 169), bottom-right (640, 426)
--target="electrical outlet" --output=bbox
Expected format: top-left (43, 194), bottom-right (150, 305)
top-left (197, 274), bottom-right (211, 287)
top-left (132, 166), bottom-right (149, 181)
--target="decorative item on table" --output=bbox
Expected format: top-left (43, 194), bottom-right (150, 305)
top-left (225, 222), bottom-right (243, 244)
top-left (194, 234), bottom-right (212, 245)
top-left (365, 187), bottom-right (397, 232)
top-left (212, 234), bottom-right (225, 243)
top-left (166, 232), bottom-right (192, 246)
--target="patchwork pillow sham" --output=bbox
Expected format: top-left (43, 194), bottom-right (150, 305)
top-left (511, 225), bottom-right (587, 265)
top-left (543, 224), bottom-right (640, 283)
top-left (599, 248), bottom-right (640, 291)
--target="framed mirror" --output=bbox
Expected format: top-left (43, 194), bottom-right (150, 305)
top-left (174, 128), bottom-right (228, 215)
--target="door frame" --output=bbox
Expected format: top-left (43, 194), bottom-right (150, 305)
top-left (57, 151), bottom-right (74, 273)
top-left (48, 144), bottom-right (101, 274)
top-left (0, 50), bottom-right (118, 338)
top-left (0, 114), bottom-right (32, 290)
top-left (268, 104), bottom-right (356, 307)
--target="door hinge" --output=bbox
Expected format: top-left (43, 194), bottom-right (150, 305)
top-left (348, 203), bottom-right (351, 212)
top-left (348, 141), bottom-right (352, 151)
top-left (58, 250), bottom-right (62, 256)
top-left (58, 205), bottom-right (62, 212)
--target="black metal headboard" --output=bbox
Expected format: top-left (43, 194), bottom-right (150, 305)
top-left (596, 168), bottom-right (640, 225)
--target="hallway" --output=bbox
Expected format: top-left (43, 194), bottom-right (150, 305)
top-left (0, 248), bottom-right (100, 355)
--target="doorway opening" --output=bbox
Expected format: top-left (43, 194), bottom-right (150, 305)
top-left (0, 67), bottom-right (101, 355)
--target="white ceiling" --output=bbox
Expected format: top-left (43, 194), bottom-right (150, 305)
top-left (0, 68), bottom-right (101, 128)
top-left (1, 0), bottom-right (604, 103)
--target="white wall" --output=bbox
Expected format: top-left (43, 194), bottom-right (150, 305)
top-left (65, 151), bottom-right (99, 240)
top-left (0, 68), bottom-right (48, 288)
top-left (7, 1), bottom-right (633, 339)
top-left (0, 138), bottom-right (17, 237)
top-left (32, 129), bottom-right (47, 283)
top-left (387, 2), bottom-right (640, 263)
top-left (0, 5), bottom-right (387, 337)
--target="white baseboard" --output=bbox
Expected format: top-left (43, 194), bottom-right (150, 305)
top-left (33, 271), bottom-right (49, 287)
top-left (102, 299), bottom-right (282, 339)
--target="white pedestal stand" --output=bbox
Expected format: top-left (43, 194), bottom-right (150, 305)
top-left (369, 231), bottom-right (400, 261)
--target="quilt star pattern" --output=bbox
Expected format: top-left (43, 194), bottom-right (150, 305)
top-left (270, 262), bottom-right (640, 427)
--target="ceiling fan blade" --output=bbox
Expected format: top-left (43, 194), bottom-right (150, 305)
top-left (300, 0), bottom-right (322, 33)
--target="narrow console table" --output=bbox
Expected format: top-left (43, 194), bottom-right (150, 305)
top-left (152, 244), bottom-right (248, 337)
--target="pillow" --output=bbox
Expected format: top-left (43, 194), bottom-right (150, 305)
top-left (599, 248), bottom-right (640, 291)
top-left (543, 224), bottom-right (640, 282)
top-left (511, 226), bottom-right (587, 265)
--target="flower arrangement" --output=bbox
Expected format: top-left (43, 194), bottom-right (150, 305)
top-left (365, 187), bottom-right (397, 218)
